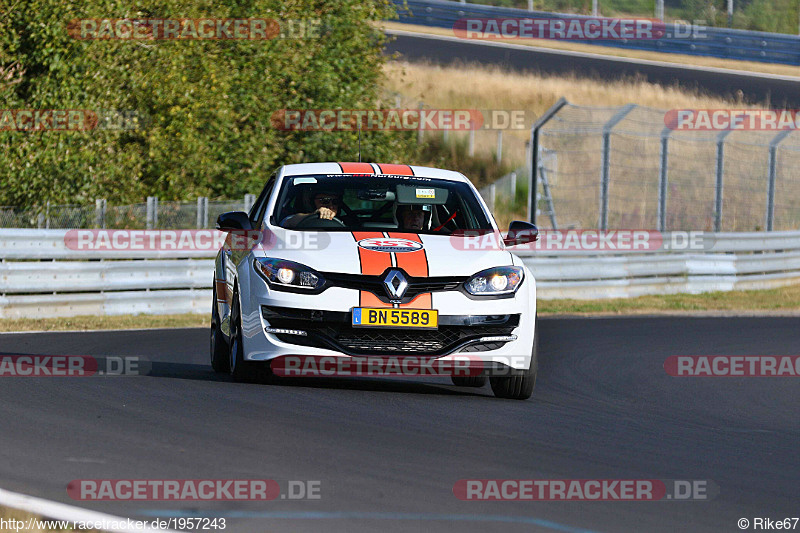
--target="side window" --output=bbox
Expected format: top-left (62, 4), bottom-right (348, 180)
top-left (250, 174), bottom-right (276, 227)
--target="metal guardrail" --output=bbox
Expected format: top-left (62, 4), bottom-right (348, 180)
top-left (393, 0), bottom-right (800, 66)
top-left (2, 229), bottom-right (800, 318)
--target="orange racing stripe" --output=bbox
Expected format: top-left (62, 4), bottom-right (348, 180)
top-left (377, 163), bottom-right (413, 176)
top-left (388, 232), bottom-right (431, 309)
top-left (352, 231), bottom-right (392, 307)
top-left (339, 162), bottom-right (375, 174)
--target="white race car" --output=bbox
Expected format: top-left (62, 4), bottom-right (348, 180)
top-left (211, 162), bottom-right (539, 399)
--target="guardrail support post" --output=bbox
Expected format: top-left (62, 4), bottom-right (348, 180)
top-left (529, 97), bottom-right (568, 225)
top-left (714, 130), bottom-right (732, 232)
top-left (196, 197), bottom-right (208, 229)
top-left (146, 196), bottom-right (158, 229)
top-left (657, 127), bottom-right (671, 232)
top-left (95, 199), bottom-right (107, 229)
top-left (600, 104), bottom-right (636, 230)
top-left (766, 129), bottom-right (793, 231)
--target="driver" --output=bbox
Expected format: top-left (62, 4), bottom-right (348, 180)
top-left (281, 188), bottom-right (342, 228)
top-left (397, 204), bottom-right (431, 231)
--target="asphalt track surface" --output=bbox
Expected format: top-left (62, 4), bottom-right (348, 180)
top-left (0, 316), bottom-right (798, 532)
top-left (385, 30), bottom-right (800, 107)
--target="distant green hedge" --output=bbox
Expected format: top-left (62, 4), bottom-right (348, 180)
top-left (0, 0), bottom-right (417, 206)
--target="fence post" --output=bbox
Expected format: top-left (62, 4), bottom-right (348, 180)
top-left (146, 196), bottom-right (158, 229)
top-left (417, 102), bottom-right (424, 144)
top-left (95, 199), bottom-right (107, 229)
top-left (244, 193), bottom-right (256, 213)
top-left (766, 129), bottom-right (793, 231)
top-left (45, 201), bottom-right (50, 229)
top-left (657, 127), bottom-right (671, 232)
top-left (196, 197), bottom-right (208, 229)
top-left (488, 183), bottom-right (496, 213)
top-left (529, 97), bottom-right (568, 225)
top-left (600, 104), bottom-right (636, 230)
top-left (496, 130), bottom-right (503, 164)
top-left (714, 130), bottom-right (732, 232)
top-left (509, 171), bottom-right (517, 204)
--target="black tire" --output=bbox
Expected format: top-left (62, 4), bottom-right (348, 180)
top-left (451, 375), bottom-right (487, 387)
top-left (210, 283), bottom-right (230, 373)
top-left (490, 319), bottom-right (538, 400)
top-left (229, 289), bottom-right (254, 382)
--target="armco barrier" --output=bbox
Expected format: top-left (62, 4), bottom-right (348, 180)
top-left (1, 229), bottom-right (799, 318)
top-left (393, 0), bottom-right (800, 66)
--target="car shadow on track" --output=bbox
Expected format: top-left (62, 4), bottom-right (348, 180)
top-left (0, 352), bottom-right (492, 397)
top-left (144, 361), bottom-right (490, 397)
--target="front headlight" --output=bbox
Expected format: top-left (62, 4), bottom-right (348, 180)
top-left (254, 258), bottom-right (325, 290)
top-left (464, 266), bottom-right (524, 296)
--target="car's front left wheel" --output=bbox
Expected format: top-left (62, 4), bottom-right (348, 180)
top-left (489, 318), bottom-right (538, 400)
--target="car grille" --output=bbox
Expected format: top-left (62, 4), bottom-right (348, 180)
top-left (321, 271), bottom-right (467, 304)
top-left (262, 306), bottom-right (518, 356)
top-left (335, 329), bottom-right (462, 353)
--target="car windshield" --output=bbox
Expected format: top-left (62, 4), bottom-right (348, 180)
top-left (271, 174), bottom-right (493, 234)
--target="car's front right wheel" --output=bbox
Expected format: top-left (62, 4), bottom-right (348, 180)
top-left (489, 319), bottom-right (538, 400)
top-left (210, 283), bottom-right (230, 374)
top-left (229, 288), bottom-right (253, 382)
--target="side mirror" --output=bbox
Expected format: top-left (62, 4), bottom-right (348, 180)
top-left (503, 221), bottom-right (538, 247)
top-left (216, 211), bottom-right (252, 232)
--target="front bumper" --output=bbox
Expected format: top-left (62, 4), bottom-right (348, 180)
top-left (236, 262), bottom-right (537, 372)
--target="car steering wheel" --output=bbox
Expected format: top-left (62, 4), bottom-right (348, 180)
top-left (295, 213), bottom-right (346, 229)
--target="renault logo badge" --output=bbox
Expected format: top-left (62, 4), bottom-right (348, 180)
top-left (383, 270), bottom-right (408, 299)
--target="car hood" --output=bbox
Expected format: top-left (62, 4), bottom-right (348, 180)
top-left (253, 228), bottom-right (514, 277)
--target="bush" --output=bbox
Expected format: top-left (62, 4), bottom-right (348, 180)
top-left (0, 0), bottom-right (417, 206)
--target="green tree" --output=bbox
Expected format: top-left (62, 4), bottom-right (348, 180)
top-left (0, 0), bottom-right (416, 206)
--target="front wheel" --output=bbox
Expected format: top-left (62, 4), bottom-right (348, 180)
top-left (490, 319), bottom-right (538, 400)
top-left (229, 289), bottom-right (255, 382)
top-left (210, 283), bottom-right (229, 373)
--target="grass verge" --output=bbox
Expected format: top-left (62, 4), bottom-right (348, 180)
top-left (1, 285), bottom-right (798, 333)
top-left (538, 283), bottom-right (800, 315)
top-left (0, 313), bottom-right (207, 333)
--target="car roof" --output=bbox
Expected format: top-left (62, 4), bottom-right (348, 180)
top-left (280, 162), bottom-right (469, 183)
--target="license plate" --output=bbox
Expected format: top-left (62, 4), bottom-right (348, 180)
top-left (352, 308), bottom-right (438, 329)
